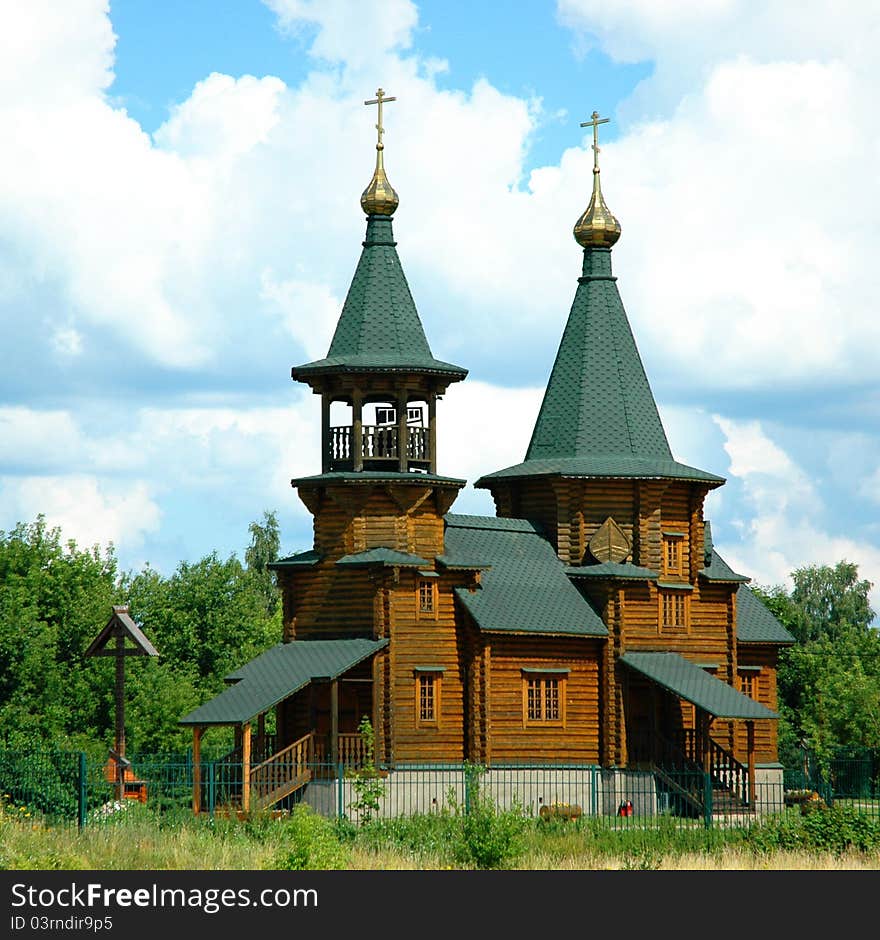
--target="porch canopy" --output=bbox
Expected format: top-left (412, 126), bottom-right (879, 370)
top-left (620, 651), bottom-right (777, 719)
top-left (179, 637), bottom-right (388, 727)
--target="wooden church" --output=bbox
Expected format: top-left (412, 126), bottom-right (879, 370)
top-left (181, 92), bottom-right (794, 815)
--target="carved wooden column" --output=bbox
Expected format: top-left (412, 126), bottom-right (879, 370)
top-left (397, 388), bottom-right (408, 472)
top-left (352, 389), bottom-right (364, 472)
top-left (428, 392), bottom-right (437, 474)
top-left (321, 392), bottom-right (331, 472)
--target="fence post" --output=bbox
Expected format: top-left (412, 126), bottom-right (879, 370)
top-left (208, 761), bottom-right (216, 818)
top-left (464, 766), bottom-right (471, 815)
top-left (703, 772), bottom-right (713, 830)
top-left (77, 752), bottom-right (87, 830)
top-left (591, 766), bottom-right (599, 817)
top-left (337, 762), bottom-right (344, 820)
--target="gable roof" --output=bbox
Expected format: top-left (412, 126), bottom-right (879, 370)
top-left (179, 638), bottom-right (388, 726)
top-left (736, 584), bottom-right (796, 644)
top-left (85, 605), bottom-right (159, 658)
top-left (620, 651), bottom-right (778, 719)
top-left (476, 248), bottom-right (722, 488)
top-left (443, 514), bottom-right (607, 637)
top-left (291, 216), bottom-right (466, 381)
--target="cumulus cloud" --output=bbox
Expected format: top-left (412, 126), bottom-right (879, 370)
top-left (711, 415), bottom-right (880, 613)
top-left (0, 475), bottom-right (161, 554)
top-left (2, 0), bottom-right (877, 593)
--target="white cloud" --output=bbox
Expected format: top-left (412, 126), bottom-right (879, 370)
top-left (3, 0), bottom-right (878, 583)
top-left (0, 475), bottom-right (161, 553)
top-left (259, 272), bottom-right (340, 360)
top-left (265, 0), bottom-right (419, 65)
top-left (711, 414), bottom-right (880, 613)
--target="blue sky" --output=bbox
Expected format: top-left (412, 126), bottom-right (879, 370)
top-left (2, 0), bottom-right (879, 616)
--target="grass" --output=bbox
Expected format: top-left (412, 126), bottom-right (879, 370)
top-left (2, 801), bottom-right (880, 870)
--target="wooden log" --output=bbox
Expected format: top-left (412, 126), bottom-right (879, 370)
top-left (192, 725), bottom-right (202, 815)
top-left (241, 721), bottom-right (251, 813)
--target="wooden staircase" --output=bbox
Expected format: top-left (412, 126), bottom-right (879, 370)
top-left (650, 732), bottom-right (754, 817)
top-left (205, 731), bottom-right (367, 814)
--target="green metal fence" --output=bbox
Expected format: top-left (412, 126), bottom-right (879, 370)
top-left (1, 749), bottom-right (877, 831)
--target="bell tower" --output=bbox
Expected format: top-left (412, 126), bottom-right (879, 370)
top-left (283, 89), bottom-right (468, 640)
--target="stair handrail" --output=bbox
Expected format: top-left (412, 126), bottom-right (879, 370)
top-left (250, 732), bottom-right (314, 804)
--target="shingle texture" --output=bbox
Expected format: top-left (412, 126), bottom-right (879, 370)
top-left (736, 584), bottom-right (796, 644)
top-left (566, 561), bottom-right (659, 580)
top-left (292, 217), bottom-right (466, 380)
top-left (267, 549), bottom-right (321, 570)
top-left (179, 638), bottom-right (388, 725)
top-left (444, 514), bottom-right (607, 637)
top-left (621, 652), bottom-right (778, 719)
top-left (477, 248), bottom-right (722, 487)
top-left (336, 548), bottom-right (428, 568)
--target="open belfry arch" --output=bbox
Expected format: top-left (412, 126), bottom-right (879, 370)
top-left (180, 94), bottom-right (794, 816)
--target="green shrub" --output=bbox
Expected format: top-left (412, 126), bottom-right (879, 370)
top-left (747, 806), bottom-right (880, 855)
top-left (345, 717), bottom-right (385, 825)
top-left (446, 766), bottom-right (527, 869)
top-left (268, 805), bottom-right (349, 870)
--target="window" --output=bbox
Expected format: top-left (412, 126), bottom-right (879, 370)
top-left (662, 533), bottom-right (684, 576)
top-left (522, 672), bottom-right (567, 726)
top-left (414, 669), bottom-right (442, 725)
top-left (660, 590), bottom-right (688, 632)
top-left (739, 669), bottom-right (759, 699)
top-left (417, 579), bottom-right (436, 617)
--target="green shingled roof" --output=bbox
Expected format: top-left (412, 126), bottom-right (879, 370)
top-left (620, 652), bottom-right (778, 719)
top-left (444, 514), bottom-right (607, 637)
top-left (267, 549), bottom-right (321, 571)
top-left (292, 217), bottom-right (467, 380)
top-left (476, 248), bottom-right (722, 488)
top-left (566, 561), bottom-right (659, 580)
top-left (337, 548), bottom-right (428, 568)
top-left (179, 638), bottom-right (388, 726)
top-left (736, 584), bottom-right (796, 644)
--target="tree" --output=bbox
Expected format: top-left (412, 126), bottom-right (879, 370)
top-left (790, 560), bottom-right (874, 643)
top-left (245, 510), bottom-right (281, 616)
top-left (754, 560), bottom-right (880, 765)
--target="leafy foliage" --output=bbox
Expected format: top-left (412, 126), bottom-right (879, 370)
top-left (747, 805), bottom-right (880, 855)
top-left (753, 560), bottom-right (880, 767)
top-left (346, 717), bottom-right (385, 825)
top-left (0, 513), bottom-right (281, 756)
top-left (268, 804), bottom-right (349, 870)
top-left (448, 763), bottom-right (527, 869)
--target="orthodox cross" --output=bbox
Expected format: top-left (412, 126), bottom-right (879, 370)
top-left (85, 606), bottom-right (158, 800)
top-left (364, 87), bottom-right (396, 147)
top-left (580, 110), bottom-right (610, 170)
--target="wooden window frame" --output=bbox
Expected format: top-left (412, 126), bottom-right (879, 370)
top-left (659, 588), bottom-right (689, 633)
top-left (521, 670), bottom-right (568, 728)
top-left (739, 667), bottom-right (760, 700)
top-left (662, 532), bottom-right (685, 577)
top-left (414, 669), bottom-right (442, 727)
top-left (417, 578), bottom-right (438, 620)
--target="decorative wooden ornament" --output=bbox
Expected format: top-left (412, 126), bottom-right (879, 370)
top-left (589, 516), bottom-right (631, 563)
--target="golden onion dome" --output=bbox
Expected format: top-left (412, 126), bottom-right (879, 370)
top-left (361, 87), bottom-right (399, 216)
top-left (573, 111), bottom-right (621, 249)
top-left (361, 142), bottom-right (399, 216)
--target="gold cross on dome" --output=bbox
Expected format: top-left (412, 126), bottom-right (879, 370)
top-left (365, 87), bottom-right (397, 147)
top-left (580, 110), bottom-right (610, 170)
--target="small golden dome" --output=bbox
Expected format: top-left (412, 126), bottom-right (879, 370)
top-left (361, 143), bottom-right (399, 216)
top-left (573, 110), bottom-right (621, 249)
top-left (573, 169), bottom-right (621, 248)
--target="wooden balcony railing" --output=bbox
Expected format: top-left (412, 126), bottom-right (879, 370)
top-left (328, 425), bottom-right (429, 466)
